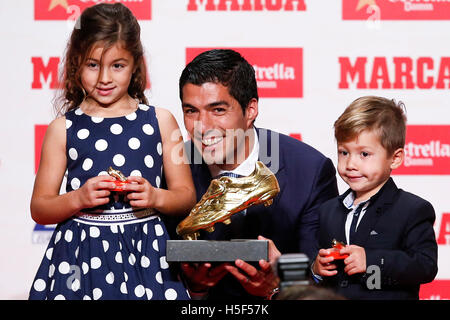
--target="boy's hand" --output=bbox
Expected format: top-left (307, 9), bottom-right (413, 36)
top-left (123, 176), bottom-right (157, 208)
top-left (340, 245), bottom-right (366, 275)
top-left (313, 248), bottom-right (338, 277)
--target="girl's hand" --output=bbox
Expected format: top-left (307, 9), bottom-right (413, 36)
top-left (313, 248), bottom-right (338, 277)
top-left (341, 245), bottom-right (366, 275)
top-left (75, 176), bottom-right (116, 209)
top-left (123, 176), bottom-right (158, 208)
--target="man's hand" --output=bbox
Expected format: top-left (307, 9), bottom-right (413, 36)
top-left (224, 236), bottom-right (281, 297)
top-left (181, 262), bottom-right (229, 293)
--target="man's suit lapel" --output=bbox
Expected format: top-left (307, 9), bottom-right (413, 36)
top-left (255, 128), bottom-right (286, 210)
top-left (187, 140), bottom-right (213, 201)
top-left (352, 178), bottom-right (399, 246)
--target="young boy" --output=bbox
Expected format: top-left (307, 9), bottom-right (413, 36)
top-left (312, 96), bottom-right (438, 300)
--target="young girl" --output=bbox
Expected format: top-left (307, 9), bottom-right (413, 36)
top-left (29, 3), bottom-right (196, 300)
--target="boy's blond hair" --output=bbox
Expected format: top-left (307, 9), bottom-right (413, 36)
top-left (334, 96), bottom-right (407, 155)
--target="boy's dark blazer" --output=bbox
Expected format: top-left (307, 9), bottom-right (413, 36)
top-left (317, 177), bottom-right (438, 300)
top-left (165, 127), bottom-right (338, 299)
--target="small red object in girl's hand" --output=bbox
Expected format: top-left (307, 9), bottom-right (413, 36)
top-left (106, 167), bottom-right (129, 192)
top-left (108, 180), bottom-right (129, 192)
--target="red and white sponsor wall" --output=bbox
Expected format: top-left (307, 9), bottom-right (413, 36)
top-left (0, 0), bottom-right (449, 299)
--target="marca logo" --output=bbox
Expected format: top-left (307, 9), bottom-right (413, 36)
top-left (343, 0), bottom-right (450, 20)
top-left (420, 280), bottom-right (450, 300)
top-left (31, 57), bottom-right (61, 89)
top-left (31, 56), bottom-right (151, 89)
top-left (187, 0), bottom-right (306, 11)
top-left (34, 0), bottom-right (151, 21)
top-left (339, 57), bottom-right (450, 90)
top-left (32, 223), bottom-right (56, 244)
top-left (437, 213), bottom-right (450, 245)
top-left (186, 48), bottom-right (303, 98)
top-left (392, 125), bottom-right (450, 175)
top-left (35, 125), bottom-right (48, 174)
top-left (289, 133), bottom-right (302, 141)
top-left (33, 124), bottom-right (56, 242)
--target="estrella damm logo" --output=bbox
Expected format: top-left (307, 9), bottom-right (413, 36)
top-left (186, 47), bottom-right (303, 98)
top-left (34, 0), bottom-right (151, 21)
top-left (343, 0), bottom-right (450, 20)
top-left (393, 125), bottom-right (450, 175)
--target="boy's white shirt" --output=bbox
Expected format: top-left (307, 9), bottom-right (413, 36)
top-left (343, 192), bottom-right (370, 245)
top-left (311, 192), bottom-right (371, 283)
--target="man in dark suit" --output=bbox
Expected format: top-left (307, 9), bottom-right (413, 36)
top-left (173, 49), bottom-right (338, 299)
top-left (313, 96), bottom-right (438, 299)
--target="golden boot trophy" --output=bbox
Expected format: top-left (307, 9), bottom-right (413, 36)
top-left (177, 161), bottom-right (280, 240)
top-left (166, 161), bottom-right (280, 262)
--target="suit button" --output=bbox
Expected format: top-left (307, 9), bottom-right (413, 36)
top-left (340, 280), bottom-right (348, 288)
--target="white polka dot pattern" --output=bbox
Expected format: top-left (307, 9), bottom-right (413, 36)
top-left (77, 129), bottom-right (90, 140)
top-left (110, 123), bottom-right (123, 135)
top-left (29, 106), bottom-right (188, 300)
top-left (95, 139), bottom-right (108, 151)
top-left (126, 112), bottom-right (137, 121)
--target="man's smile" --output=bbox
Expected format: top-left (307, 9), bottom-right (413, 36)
top-left (201, 136), bottom-right (224, 147)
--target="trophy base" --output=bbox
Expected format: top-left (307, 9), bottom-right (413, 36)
top-left (166, 239), bottom-right (268, 262)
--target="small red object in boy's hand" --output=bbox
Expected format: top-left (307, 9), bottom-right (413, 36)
top-left (326, 239), bottom-right (349, 260)
top-left (327, 250), bottom-right (349, 260)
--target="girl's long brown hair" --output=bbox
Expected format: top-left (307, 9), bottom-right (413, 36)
top-left (55, 3), bottom-right (148, 116)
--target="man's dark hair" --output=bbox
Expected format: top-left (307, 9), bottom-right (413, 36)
top-left (179, 49), bottom-right (259, 113)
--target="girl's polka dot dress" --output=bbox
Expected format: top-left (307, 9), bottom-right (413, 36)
top-left (29, 105), bottom-right (190, 300)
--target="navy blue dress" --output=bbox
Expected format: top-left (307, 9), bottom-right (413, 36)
top-left (29, 105), bottom-right (190, 300)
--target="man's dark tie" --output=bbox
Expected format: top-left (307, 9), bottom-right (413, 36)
top-left (216, 172), bottom-right (243, 179)
top-left (349, 201), bottom-right (368, 244)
